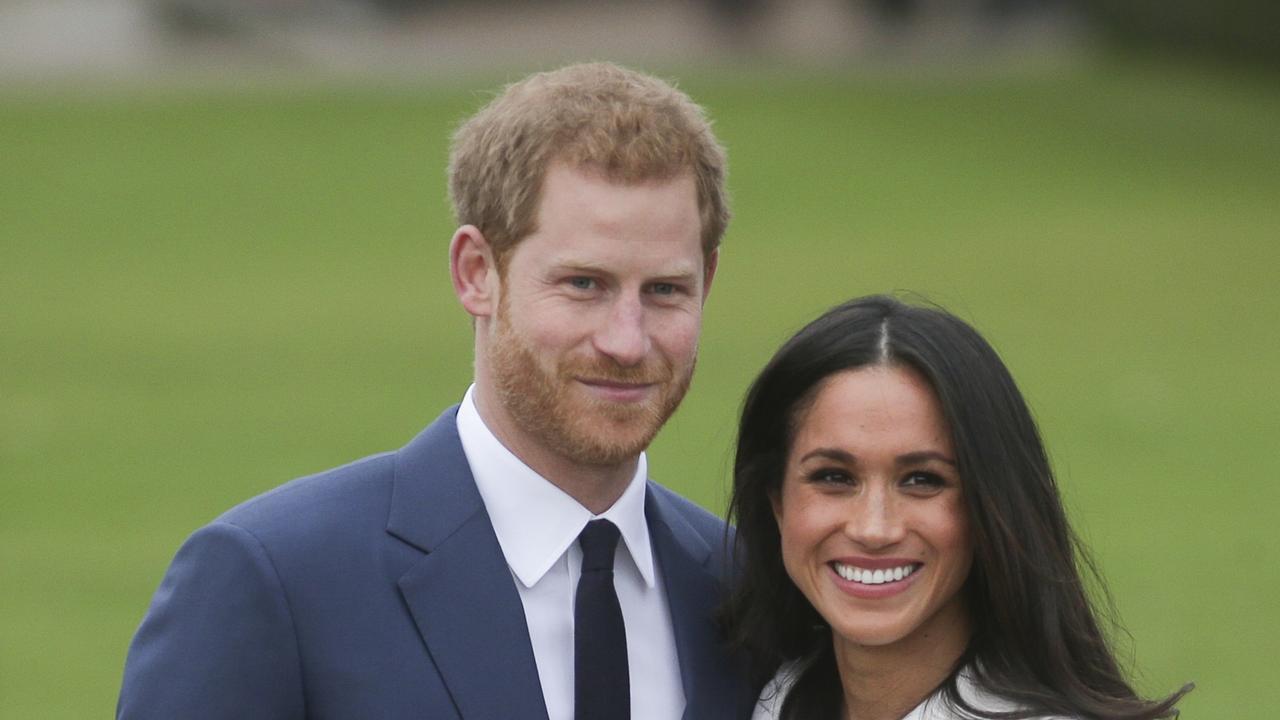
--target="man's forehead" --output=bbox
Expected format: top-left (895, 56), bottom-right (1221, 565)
top-left (540, 160), bottom-right (697, 199)
top-left (512, 165), bottom-right (706, 273)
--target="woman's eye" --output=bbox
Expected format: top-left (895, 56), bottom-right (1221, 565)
top-left (807, 469), bottom-right (852, 486)
top-left (902, 472), bottom-right (946, 490)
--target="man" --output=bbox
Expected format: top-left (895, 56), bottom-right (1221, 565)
top-left (118, 63), bottom-right (753, 719)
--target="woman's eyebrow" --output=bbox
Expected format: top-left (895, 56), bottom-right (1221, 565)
top-left (796, 447), bottom-right (856, 465)
top-left (796, 449), bottom-right (956, 467)
top-left (896, 450), bottom-right (956, 467)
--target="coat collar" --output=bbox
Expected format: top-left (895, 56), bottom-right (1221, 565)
top-left (646, 485), bottom-right (752, 720)
top-left (388, 407), bottom-right (550, 720)
top-left (387, 407), bottom-right (748, 719)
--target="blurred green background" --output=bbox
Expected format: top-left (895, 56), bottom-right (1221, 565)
top-left (3, 53), bottom-right (1278, 718)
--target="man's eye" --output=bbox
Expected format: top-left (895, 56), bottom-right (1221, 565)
top-left (568, 277), bottom-right (595, 290)
top-left (651, 282), bottom-right (676, 295)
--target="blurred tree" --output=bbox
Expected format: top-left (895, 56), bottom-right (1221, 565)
top-left (1082, 0), bottom-right (1280, 64)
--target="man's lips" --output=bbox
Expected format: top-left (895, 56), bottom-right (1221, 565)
top-left (577, 378), bottom-right (657, 401)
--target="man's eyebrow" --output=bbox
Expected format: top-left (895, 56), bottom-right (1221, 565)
top-left (555, 263), bottom-right (607, 275)
top-left (548, 260), bottom-right (702, 280)
top-left (652, 267), bottom-right (702, 281)
top-left (645, 260), bottom-right (704, 282)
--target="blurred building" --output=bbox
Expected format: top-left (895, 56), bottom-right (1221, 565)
top-left (0, 0), bottom-right (1088, 82)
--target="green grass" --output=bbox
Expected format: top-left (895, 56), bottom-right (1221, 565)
top-left (3, 56), bottom-right (1277, 718)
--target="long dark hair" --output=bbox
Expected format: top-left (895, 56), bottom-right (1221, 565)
top-left (722, 295), bottom-right (1191, 720)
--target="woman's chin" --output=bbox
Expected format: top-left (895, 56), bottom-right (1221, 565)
top-left (828, 619), bottom-right (912, 650)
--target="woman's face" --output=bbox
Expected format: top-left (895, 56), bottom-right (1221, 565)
top-left (773, 365), bottom-right (973, 652)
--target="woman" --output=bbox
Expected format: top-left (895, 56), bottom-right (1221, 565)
top-left (724, 295), bottom-right (1191, 720)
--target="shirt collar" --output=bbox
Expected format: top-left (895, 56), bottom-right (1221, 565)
top-left (456, 385), bottom-right (656, 589)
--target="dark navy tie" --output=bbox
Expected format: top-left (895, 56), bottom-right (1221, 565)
top-left (574, 519), bottom-right (629, 720)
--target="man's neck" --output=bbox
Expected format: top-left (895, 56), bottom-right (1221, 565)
top-left (471, 387), bottom-right (639, 515)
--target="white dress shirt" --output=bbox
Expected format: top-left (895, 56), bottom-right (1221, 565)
top-left (457, 386), bottom-right (686, 720)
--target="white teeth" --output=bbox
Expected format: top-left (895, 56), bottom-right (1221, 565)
top-left (833, 562), bottom-right (917, 585)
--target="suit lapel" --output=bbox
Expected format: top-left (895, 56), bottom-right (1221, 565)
top-left (387, 409), bottom-right (549, 720)
top-left (646, 487), bottom-right (747, 720)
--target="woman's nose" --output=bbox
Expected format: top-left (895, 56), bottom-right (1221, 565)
top-left (846, 487), bottom-right (906, 549)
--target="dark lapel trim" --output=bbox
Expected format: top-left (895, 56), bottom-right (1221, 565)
top-left (387, 407), bottom-right (549, 720)
top-left (646, 485), bottom-right (749, 720)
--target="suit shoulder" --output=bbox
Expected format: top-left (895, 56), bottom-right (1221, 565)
top-left (213, 451), bottom-right (397, 541)
top-left (647, 481), bottom-right (729, 542)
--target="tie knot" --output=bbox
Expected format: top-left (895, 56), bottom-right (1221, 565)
top-left (578, 519), bottom-right (621, 572)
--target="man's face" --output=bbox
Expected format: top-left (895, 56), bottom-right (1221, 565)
top-left (483, 162), bottom-right (712, 468)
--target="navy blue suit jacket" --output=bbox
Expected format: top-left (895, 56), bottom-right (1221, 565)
top-left (118, 407), bottom-right (753, 719)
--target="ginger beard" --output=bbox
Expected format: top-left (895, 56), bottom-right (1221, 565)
top-left (486, 293), bottom-right (696, 467)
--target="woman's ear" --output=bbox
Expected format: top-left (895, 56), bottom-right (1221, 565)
top-left (449, 225), bottom-right (498, 318)
top-left (770, 488), bottom-right (783, 526)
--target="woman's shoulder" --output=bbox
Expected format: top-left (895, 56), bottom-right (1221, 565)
top-left (751, 660), bottom-right (803, 720)
top-left (751, 662), bottom-right (1083, 720)
top-left (913, 668), bottom-right (1081, 720)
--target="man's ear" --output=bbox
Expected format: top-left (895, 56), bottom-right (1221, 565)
top-left (701, 248), bottom-right (719, 303)
top-left (450, 225), bottom-right (499, 318)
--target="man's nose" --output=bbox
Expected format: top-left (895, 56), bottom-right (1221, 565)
top-left (592, 295), bottom-right (650, 367)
